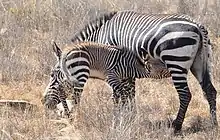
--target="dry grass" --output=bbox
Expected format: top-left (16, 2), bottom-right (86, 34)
top-left (1, 0), bottom-right (220, 139)
top-left (1, 78), bottom-right (220, 140)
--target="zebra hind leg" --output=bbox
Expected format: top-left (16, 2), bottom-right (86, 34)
top-left (202, 72), bottom-right (218, 128)
top-left (191, 66), bottom-right (218, 128)
top-left (168, 68), bottom-right (192, 134)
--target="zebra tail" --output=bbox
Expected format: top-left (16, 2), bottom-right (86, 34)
top-left (200, 25), bottom-right (213, 82)
top-left (191, 25), bottom-right (213, 89)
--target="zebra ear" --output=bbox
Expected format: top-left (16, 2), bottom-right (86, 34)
top-left (52, 41), bottom-right (62, 61)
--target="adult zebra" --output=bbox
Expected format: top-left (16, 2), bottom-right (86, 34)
top-left (70, 11), bottom-right (217, 133)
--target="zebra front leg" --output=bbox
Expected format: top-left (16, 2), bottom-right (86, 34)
top-left (72, 86), bottom-right (83, 111)
top-left (59, 80), bottom-right (72, 118)
top-left (62, 80), bottom-right (83, 116)
top-left (59, 91), bottom-right (70, 118)
top-left (68, 84), bottom-right (84, 121)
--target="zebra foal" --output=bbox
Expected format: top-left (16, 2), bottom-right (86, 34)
top-left (42, 41), bottom-right (165, 118)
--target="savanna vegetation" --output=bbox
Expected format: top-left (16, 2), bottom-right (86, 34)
top-left (1, 0), bottom-right (220, 139)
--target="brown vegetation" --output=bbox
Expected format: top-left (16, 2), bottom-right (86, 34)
top-left (1, 0), bottom-right (220, 139)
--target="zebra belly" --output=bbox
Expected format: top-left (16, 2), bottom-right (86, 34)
top-left (89, 69), bottom-right (106, 80)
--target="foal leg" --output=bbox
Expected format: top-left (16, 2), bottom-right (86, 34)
top-left (120, 78), bottom-right (136, 111)
top-left (71, 84), bottom-right (84, 120)
top-left (107, 74), bottom-right (137, 129)
top-left (58, 84), bottom-right (70, 117)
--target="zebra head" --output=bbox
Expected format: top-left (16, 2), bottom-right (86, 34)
top-left (42, 42), bottom-right (66, 110)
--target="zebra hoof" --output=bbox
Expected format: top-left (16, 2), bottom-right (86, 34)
top-left (172, 120), bottom-right (182, 135)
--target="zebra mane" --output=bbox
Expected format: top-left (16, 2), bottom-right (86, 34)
top-left (71, 11), bottom-right (117, 42)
